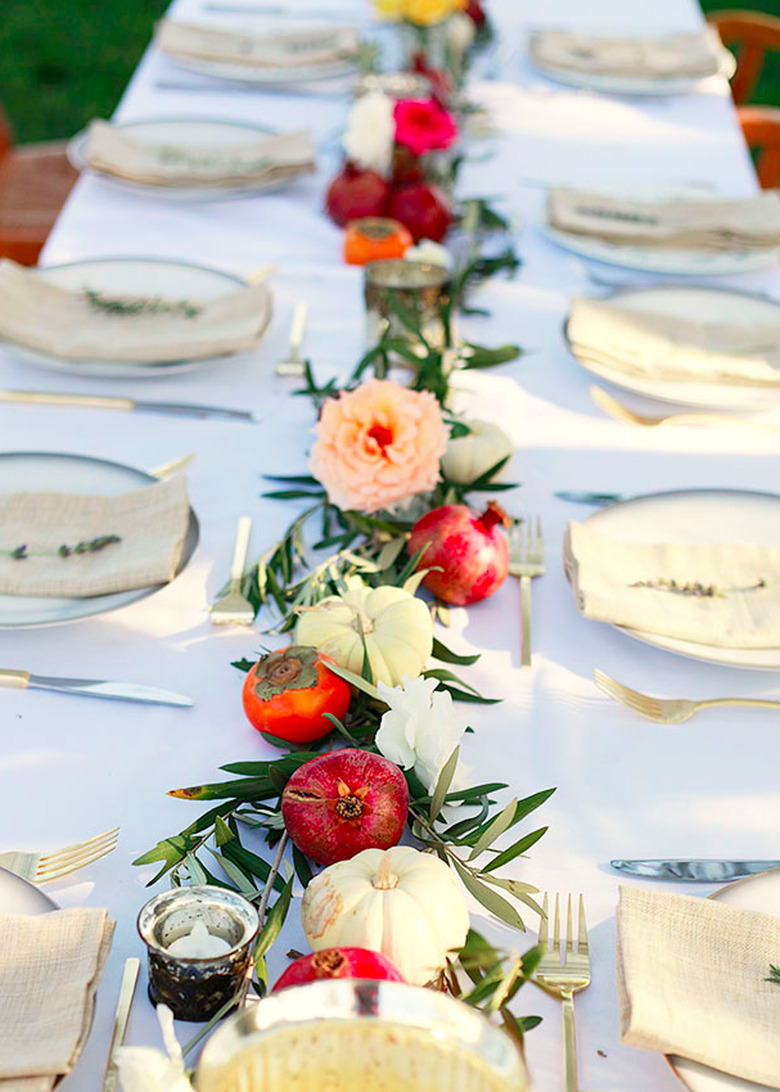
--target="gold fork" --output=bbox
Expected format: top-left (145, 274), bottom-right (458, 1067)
top-left (508, 516), bottom-right (545, 668)
top-left (0, 827), bottom-right (119, 884)
top-left (594, 668), bottom-right (780, 723)
top-left (211, 517), bottom-right (255, 626)
top-left (537, 893), bottom-right (591, 1092)
top-left (276, 301), bottom-right (308, 376)
top-left (591, 385), bottom-right (780, 435)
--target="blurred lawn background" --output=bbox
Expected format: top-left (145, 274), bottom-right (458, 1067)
top-left (0, 0), bottom-right (779, 142)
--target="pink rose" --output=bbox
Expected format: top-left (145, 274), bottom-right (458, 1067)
top-left (393, 98), bottom-right (458, 157)
top-left (309, 379), bottom-right (448, 513)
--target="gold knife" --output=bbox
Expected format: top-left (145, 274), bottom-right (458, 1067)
top-left (0, 389), bottom-right (260, 423)
top-left (103, 957), bottom-right (141, 1092)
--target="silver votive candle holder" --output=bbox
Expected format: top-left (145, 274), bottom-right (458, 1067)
top-left (364, 259), bottom-right (452, 354)
top-left (137, 885), bottom-right (260, 1022)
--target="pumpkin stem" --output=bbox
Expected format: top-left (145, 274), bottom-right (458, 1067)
top-left (372, 853), bottom-right (399, 891)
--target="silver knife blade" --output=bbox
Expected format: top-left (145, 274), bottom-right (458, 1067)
top-left (556, 490), bottom-right (628, 505)
top-left (611, 858), bottom-right (780, 881)
top-left (28, 675), bottom-right (194, 708)
top-left (133, 399), bottom-right (261, 423)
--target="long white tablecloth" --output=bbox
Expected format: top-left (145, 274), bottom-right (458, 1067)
top-left (3, 0), bottom-right (780, 1088)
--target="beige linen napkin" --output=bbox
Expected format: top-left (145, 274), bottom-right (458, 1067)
top-left (529, 28), bottom-right (723, 79)
top-left (0, 908), bottom-right (114, 1091)
top-left (0, 259), bottom-right (272, 364)
top-left (0, 476), bottom-right (189, 598)
top-left (564, 520), bottom-right (780, 647)
top-left (617, 886), bottom-right (780, 1087)
top-left (156, 20), bottom-right (360, 68)
top-left (84, 120), bottom-right (316, 188)
top-left (547, 189), bottom-right (780, 250)
top-left (568, 297), bottom-right (780, 386)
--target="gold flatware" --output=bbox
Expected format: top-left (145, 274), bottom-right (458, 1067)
top-left (149, 453), bottom-right (195, 480)
top-left (508, 516), bottom-right (545, 668)
top-left (537, 893), bottom-right (591, 1092)
top-left (276, 302), bottom-right (308, 376)
top-left (594, 668), bottom-right (780, 723)
top-left (211, 517), bottom-right (255, 626)
top-left (0, 827), bottom-right (120, 884)
top-left (0, 388), bottom-right (260, 423)
top-left (591, 385), bottom-right (780, 435)
top-left (103, 957), bottom-right (141, 1092)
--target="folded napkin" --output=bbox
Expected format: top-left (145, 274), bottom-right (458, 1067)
top-left (547, 189), bottom-right (780, 251)
top-left (84, 120), bottom-right (316, 189)
top-left (0, 476), bottom-right (189, 598)
top-left (0, 259), bottom-right (272, 364)
top-left (564, 520), bottom-right (780, 648)
top-left (0, 908), bottom-right (114, 1091)
top-left (529, 28), bottom-right (723, 79)
top-left (568, 297), bottom-right (780, 386)
top-left (156, 20), bottom-right (360, 69)
top-left (617, 886), bottom-right (780, 1086)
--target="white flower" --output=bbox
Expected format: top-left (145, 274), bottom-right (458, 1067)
top-left (446, 11), bottom-right (476, 55)
top-left (116, 1006), bottom-right (192, 1092)
top-left (376, 674), bottom-right (470, 792)
top-left (343, 92), bottom-right (396, 177)
top-left (404, 239), bottom-right (452, 268)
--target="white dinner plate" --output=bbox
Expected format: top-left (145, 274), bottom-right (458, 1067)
top-left (67, 117), bottom-right (290, 202)
top-left (0, 452), bottom-right (199, 629)
top-left (668, 869), bottom-right (780, 1092)
top-left (580, 488), bottom-right (780, 670)
top-left (168, 52), bottom-right (357, 84)
top-left (5, 257), bottom-right (268, 379)
top-left (0, 866), bottom-right (58, 915)
top-left (564, 286), bottom-right (780, 410)
top-left (530, 43), bottom-right (735, 96)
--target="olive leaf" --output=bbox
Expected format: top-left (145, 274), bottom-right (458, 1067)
top-left (452, 859), bottom-right (527, 931)
top-left (467, 797), bottom-right (518, 861)
top-left (430, 746), bottom-right (460, 823)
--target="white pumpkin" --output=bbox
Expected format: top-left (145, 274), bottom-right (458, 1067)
top-left (441, 418), bottom-right (513, 486)
top-left (301, 846), bottom-right (470, 986)
top-left (295, 578), bottom-right (433, 687)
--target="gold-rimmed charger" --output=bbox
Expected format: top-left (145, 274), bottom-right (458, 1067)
top-left (667, 868), bottom-right (780, 1092)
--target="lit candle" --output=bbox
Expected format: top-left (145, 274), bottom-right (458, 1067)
top-left (167, 920), bottom-right (232, 959)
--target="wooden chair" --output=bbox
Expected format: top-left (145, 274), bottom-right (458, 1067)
top-left (0, 105), bottom-right (79, 266)
top-left (738, 106), bottom-right (780, 189)
top-left (708, 10), bottom-right (780, 105)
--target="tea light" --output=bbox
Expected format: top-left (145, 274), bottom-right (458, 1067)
top-left (198, 980), bottom-right (529, 1092)
top-left (364, 259), bottom-right (452, 354)
top-left (137, 886), bottom-right (260, 1022)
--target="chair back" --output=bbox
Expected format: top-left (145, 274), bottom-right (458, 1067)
top-left (738, 106), bottom-right (780, 189)
top-left (708, 10), bottom-right (780, 104)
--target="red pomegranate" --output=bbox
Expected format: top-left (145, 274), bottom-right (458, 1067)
top-left (391, 145), bottom-right (425, 188)
top-left (387, 182), bottom-right (452, 243)
top-left (408, 502), bottom-right (510, 606)
top-left (281, 749), bottom-right (409, 866)
top-left (272, 947), bottom-right (404, 991)
top-left (326, 163), bottom-right (390, 227)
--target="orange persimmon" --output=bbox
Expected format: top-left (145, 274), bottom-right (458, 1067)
top-left (242, 646), bottom-right (351, 744)
top-left (344, 217), bottom-right (413, 266)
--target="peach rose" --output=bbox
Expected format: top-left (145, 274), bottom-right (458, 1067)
top-left (310, 379), bottom-right (448, 513)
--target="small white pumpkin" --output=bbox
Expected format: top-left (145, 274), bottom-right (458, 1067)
top-left (441, 418), bottom-right (513, 486)
top-left (301, 846), bottom-right (470, 986)
top-left (295, 578), bottom-right (433, 687)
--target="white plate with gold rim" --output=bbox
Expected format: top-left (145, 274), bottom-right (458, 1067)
top-left (564, 285), bottom-right (780, 411)
top-left (67, 117), bottom-right (289, 202)
top-left (0, 866), bottom-right (57, 915)
top-left (6, 257), bottom-right (269, 379)
top-left (668, 868), bottom-right (780, 1092)
top-left (580, 488), bottom-right (780, 670)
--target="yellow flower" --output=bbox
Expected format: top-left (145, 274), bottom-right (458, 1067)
top-left (402, 0), bottom-right (464, 25)
top-left (372, 0), bottom-right (405, 20)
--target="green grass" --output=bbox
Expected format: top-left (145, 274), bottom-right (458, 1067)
top-left (1, 0), bottom-right (780, 143)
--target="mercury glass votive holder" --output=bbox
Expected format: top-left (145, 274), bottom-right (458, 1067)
top-left (197, 979), bottom-right (530, 1092)
top-left (355, 72), bottom-right (432, 99)
top-left (137, 885), bottom-right (260, 1022)
top-left (364, 259), bottom-right (452, 353)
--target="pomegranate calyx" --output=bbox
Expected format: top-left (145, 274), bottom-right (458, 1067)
top-left (312, 950), bottom-right (346, 977)
top-left (252, 646), bottom-right (320, 701)
top-left (478, 502), bottom-right (510, 534)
